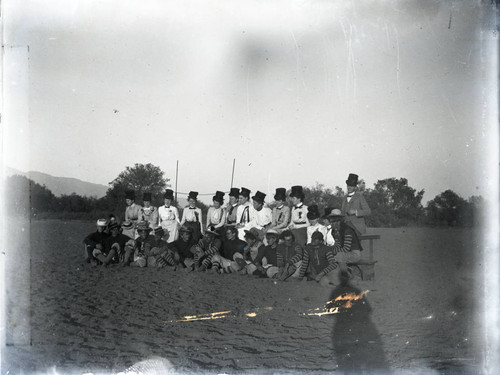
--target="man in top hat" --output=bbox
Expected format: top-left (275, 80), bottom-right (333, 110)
top-left (206, 191), bottom-right (227, 234)
top-left (125, 190), bottom-right (142, 235)
top-left (138, 192), bottom-right (159, 229)
top-left (83, 218), bottom-right (110, 264)
top-left (306, 205), bottom-right (328, 245)
top-left (269, 188), bottom-right (291, 233)
top-left (180, 191), bottom-right (203, 242)
top-left (246, 191), bottom-right (272, 232)
top-left (235, 187), bottom-right (256, 240)
top-left (158, 189), bottom-right (180, 243)
top-left (287, 185), bottom-right (309, 246)
top-left (225, 188), bottom-right (240, 228)
top-left (341, 173), bottom-right (371, 235)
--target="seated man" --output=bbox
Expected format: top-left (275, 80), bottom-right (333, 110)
top-left (329, 208), bottom-right (362, 269)
top-left (235, 227), bottom-right (266, 275)
top-left (297, 231), bottom-right (338, 287)
top-left (246, 191), bottom-right (272, 232)
top-left (252, 229), bottom-right (280, 278)
top-left (276, 230), bottom-right (304, 280)
top-left (150, 227), bottom-right (178, 269)
top-left (124, 221), bottom-right (155, 267)
top-left (170, 225), bottom-right (197, 270)
top-left (83, 218), bottom-right (109, 264)
top-left (95, 222), bottom-right (135, 266)
top-left (211, 226), bottom-right (246, 274)
top-left (192, 226), bottom-right (222, 272)
top-left (121, 220), bottom-right (136, 239)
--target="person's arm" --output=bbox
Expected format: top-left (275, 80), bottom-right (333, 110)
top-left (179, 208), bottom-right (187, 226)
top-left (83, 233), bottom-right (98, 247)
top-left (316, 248), bottom-right (338, 280)
top-left (297, 249), bottom-right (310, 280)
top-left (214, 208), bottom-right (226, 229)
top-left (252, 245), bottom-right (266, 265)
top-left (151, 208), bottom-right (159, 227)
top-left (333, 228), bottom-right (354, 254)
top-left (288, 244), bottom-right (303, 265)
top-left (276, 249), bottom-right (284, 268)
top-left (206, 207), bottom-right (213, 228)
top-left (356, 194), bottom-right (371, 217)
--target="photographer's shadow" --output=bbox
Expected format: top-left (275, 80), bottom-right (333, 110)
top-left (329, 271), bottom-right (390, 374)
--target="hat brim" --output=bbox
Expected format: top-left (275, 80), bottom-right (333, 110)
top-left (205, 230), bottom-right (220, 237)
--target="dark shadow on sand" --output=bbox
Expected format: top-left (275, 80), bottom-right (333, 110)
top-left (329, 272), bottom-right (390, 374)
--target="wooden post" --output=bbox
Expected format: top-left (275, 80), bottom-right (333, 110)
top-left (175, 160), bottom-right (179, 203)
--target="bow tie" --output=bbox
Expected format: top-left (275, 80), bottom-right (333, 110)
top-left (189, 207), bottom-right (196, 210)
top-left (347, 193), bottom-right (355, 197)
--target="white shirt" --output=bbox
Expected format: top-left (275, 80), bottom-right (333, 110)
top-left (247, 206), bottom-right (272, 230)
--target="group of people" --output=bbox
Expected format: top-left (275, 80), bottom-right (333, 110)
top-left (83, 173), bottom-right (371, 286)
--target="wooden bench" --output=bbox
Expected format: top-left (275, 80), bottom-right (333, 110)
top-left (348, 234), bottom-right (380, 281)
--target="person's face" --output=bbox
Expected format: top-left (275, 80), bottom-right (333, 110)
top-left (154, 234), bottom-right (162, 241)
top-left (266, 235), bottom-right (277, 246)
top-left (126, 198), bottom-right (133, 206)
top-left (275, 199), bottom-right (284, 207)
top-left (111, 228), bottom-right (120, 237)
top-left (347, 185), bottom-right (356, 194)
top-left (138, 230), bottom-right (148, 240)
top-left (205, 233), bottom-right (214, 243)
top-left (245, 236), bottom-right (256, 246)
top-left (239, 195), bottom-right (248, 205)
top-left (321, 218), bottom-right (330, 226)
top-left (144, 201), bottom-right (151, 208)
top-left (312, 237), bottom-right (322, 246)
top-left (188, 198), bottom-right (196, 207)
top-left (309, 218), bottom-right (319, 226)
top-left (164, 198), bottom-right (171, 206)
top-left (252, 200), bottom-right (263, 210)
top-left (331, 219), bottom-right (341, 230)
top-left (291, 196), bottom-right (300, 206)
top-left (180, 231), bottom-right (190, 242)
top-left (97, 225), bottom-right (105, 233)
top-left (213, 200), bottom-right (221, 209)
top-left (229, 196), bottom-right (237, 205)
top-left (283, 235), bottom-right (294, 247)
top-left (226, 229), bottom-right (236, 241)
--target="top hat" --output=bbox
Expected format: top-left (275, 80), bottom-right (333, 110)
top-left (125, 190), bottom-right (135, 200)
top-left (346, 173), bottom-right (359, 187)
top-left (187, 191), bottom-right (199, 201)
top-left (252, 191), bottom-right (266, 204)
top-left (143, 192), bottom-right (152, 202)
top-left (108, 222), bottom-right (120, 231)
top-left (213, 191), bottom-right (225, 204)
top-left (240, 187), bottom-right (251, 198)
top-left (96, 218), bottom-right (108, 227)
top-left (164, 189), bottom-right (174, 200)
top-left (205, 225), bottom-right (220, 237)
top-left (229, 187), bottom-right (240, 198)
top-left (244, 227), bottom-right (264, 241)
top-left (307, 204), bottom-right (321, 220)
top-left (289, 185), bottom-right (305, 199)
top-left (274, 188), bottom-right (287, 201)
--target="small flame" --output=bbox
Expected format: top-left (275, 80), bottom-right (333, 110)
top-left (305, 290), bottom-right (370, 316)
top-left (246, 312), bottom-right (257, 317)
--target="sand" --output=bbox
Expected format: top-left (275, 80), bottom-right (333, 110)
top-left (2, 220), bottom-right (485, 374)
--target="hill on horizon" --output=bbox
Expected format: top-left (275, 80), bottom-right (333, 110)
top-left (5, 167), bottom-right (108, 198)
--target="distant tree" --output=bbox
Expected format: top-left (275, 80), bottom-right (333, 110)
top-left (5, 175), bottom-right (55, 216)
top-left (104, 163), bottom-right (170, 219)
top-left (425, 189), bottom-right (476, 226)
top-left (301, 182), bottom-right (344, 214)
top-left (365, 177), bottom-right (425, 226)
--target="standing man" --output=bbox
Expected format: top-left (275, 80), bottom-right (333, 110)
top-left (341, 173), bottom-right (371, 235)
top-left (269, 188), bottom-right (290, 234)
top-left (247, 191), bottom-right (272, 232)
top-left (287, 185), bottom-right (309, 246)
top-left (235, 187), bottom-right (255, 240)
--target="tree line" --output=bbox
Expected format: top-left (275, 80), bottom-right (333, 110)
top-left (4, 163), bottom-right (484, 227)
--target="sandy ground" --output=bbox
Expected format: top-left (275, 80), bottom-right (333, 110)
top-left (1, 220), bottom-right (485, 374)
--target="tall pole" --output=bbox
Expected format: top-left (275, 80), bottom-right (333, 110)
top-left (230, 158), bottom-right (236, 189)
top-left (175, 160), bottom-right (179, 203)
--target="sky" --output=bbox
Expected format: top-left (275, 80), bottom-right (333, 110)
top-left (2, 0), bottom-right (498, 205)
